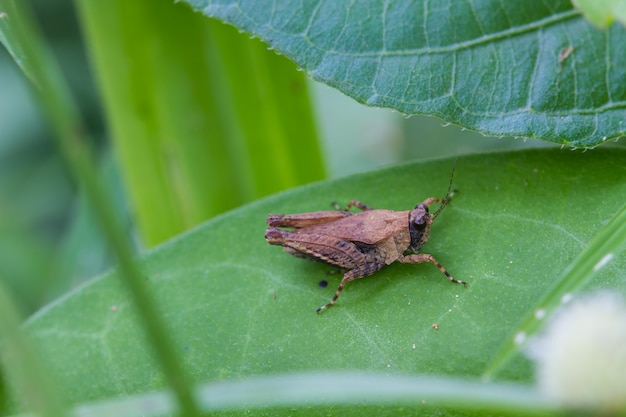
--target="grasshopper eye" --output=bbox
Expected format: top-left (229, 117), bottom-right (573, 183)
top-left (409, 205), bottom-right (429, 226)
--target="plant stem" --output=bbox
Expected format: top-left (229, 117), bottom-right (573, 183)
top-left (0, 1), bottom-right (199, 415)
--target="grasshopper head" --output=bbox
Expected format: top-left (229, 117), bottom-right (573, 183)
top-left (408, 204), bottom-right (433, 252)
top-left (408, 161), bottom-right (457, 252)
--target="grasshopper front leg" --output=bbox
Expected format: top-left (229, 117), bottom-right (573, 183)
top-left (398, 253), bottom-right (466, 285)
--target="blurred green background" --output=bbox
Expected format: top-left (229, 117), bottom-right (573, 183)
top-left (2, 2), bottom-right (626, 416)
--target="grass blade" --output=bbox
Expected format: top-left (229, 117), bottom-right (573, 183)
top-left (76, 0), bottom-right (325, 246)
top-left (484, 202), bottom-right (626, 379)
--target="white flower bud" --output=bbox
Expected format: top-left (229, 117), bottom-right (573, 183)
top-left (528, 292), bottom-right (626, 413)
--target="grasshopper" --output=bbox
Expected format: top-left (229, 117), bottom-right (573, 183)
top-left (265, 172), bottom-right (465, 313)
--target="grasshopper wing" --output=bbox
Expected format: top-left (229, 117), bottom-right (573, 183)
top-left (267, 211), bottom-right (352, 229)
top-left (291, 209), bottom-right (409, 245)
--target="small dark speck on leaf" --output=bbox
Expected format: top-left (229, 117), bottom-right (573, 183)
top-left (319, 280), bottom-right (328, 288)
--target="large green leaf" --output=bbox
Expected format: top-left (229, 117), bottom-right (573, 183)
top-left (183, 0), bottom-right (626, 147)
top-left (19, 150), bottom-right (625, 415)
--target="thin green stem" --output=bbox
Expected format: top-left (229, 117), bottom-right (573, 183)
top-left (6, 373), bottom-right (560, 417)
top-left (0, 1), bottom-right (199, 415)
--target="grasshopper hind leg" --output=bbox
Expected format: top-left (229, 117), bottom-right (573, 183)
top-left (283, 247), bottom-right (335, 264)
top-left (317, 261), bottom-right (385, 313)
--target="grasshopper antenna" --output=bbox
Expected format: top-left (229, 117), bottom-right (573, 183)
top-left (433, 160), bottom-right (457, 219)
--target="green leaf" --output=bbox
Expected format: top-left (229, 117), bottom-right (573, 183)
top-left (75, 0), bottom-right (325, 246)
top-left (485, 199), bottom-right (626, 378)
top-left (20, 150), bottom-right (625, 414)
top-left (183, 0), bottom-right (626, 147)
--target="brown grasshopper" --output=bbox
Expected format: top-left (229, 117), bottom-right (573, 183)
top-left (265, 174), bottom-right (465, 313)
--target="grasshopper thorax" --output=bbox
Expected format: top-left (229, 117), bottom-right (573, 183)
top-left (408, 204), bottom-right (433, 252)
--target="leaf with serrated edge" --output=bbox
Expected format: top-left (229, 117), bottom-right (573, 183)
top-left (183, 0), bottom-right (626, 147)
